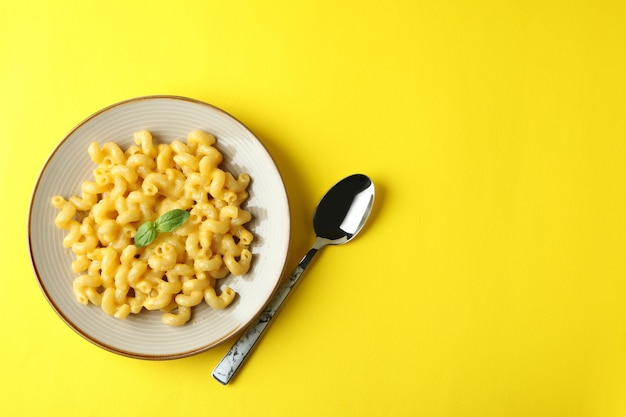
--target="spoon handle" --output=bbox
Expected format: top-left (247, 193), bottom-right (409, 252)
top-left (212, 246), bottom-right (319, 385)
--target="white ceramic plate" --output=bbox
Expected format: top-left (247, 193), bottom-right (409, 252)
top-left (28, 96), bottom-right (290, 359)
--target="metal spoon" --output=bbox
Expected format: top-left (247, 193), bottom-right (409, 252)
top-left (212, 173), bottom-right (375, 384)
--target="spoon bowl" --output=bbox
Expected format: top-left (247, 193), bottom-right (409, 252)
top-left (212, 174), bottom-right (375, 384)
top-left (314, 173), bottom-right (375, 241)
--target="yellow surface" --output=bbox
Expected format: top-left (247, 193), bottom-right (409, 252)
top-left (2, 0), bottom-right (626, 415)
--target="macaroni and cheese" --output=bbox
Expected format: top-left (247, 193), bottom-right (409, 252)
top-left (52, 130), bottom-right (254, 326)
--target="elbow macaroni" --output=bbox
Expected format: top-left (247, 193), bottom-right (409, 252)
top-left (52, 130), bottom-right (254, 326)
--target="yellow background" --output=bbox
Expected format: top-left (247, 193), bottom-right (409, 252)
top-left (2, 0), bottom-right (626, 415)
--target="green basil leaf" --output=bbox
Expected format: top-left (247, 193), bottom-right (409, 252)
top-left (135, 221), bottom-right (158, 248)
top-left (154, 209), bottom-right (190, 233)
